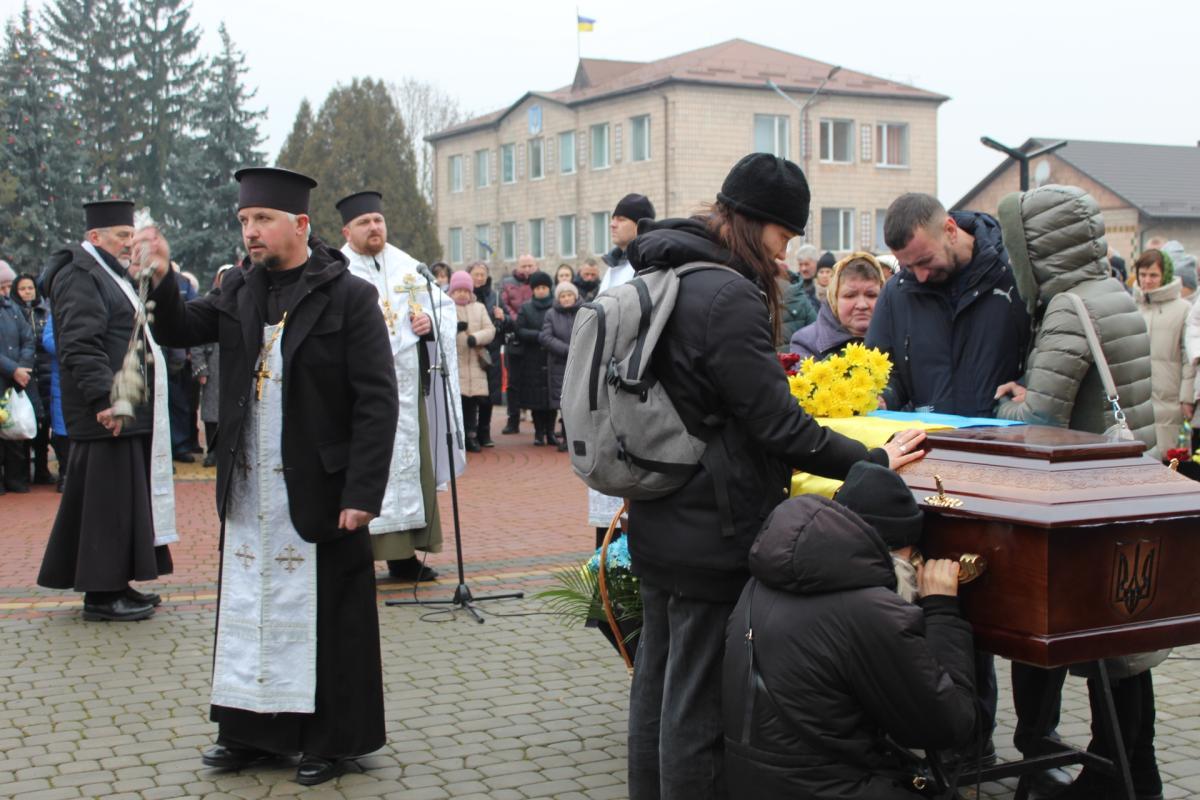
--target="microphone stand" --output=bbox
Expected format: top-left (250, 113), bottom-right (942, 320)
top-left (386, 270), bottom-right (523, 623)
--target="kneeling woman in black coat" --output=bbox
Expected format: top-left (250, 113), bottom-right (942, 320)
top-left (624, 153), bottom-right (926, 800)
top-left (723, 462), bottom-right (977, 799)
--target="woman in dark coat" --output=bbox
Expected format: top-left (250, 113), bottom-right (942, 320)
top-left (13, 273), bottom-right (53, 483)
top-left (789, 252), bottom-right (884, 361)
top-left (470, 261), bottom-right (504, 447)
top-left (623, 153), bottom-right (924, 800)
top-left (723, 462), bottom-right (976, 799)
top-left (514, 270), bottom-right (556, 446)
top-left (538, 280), bottom-right (581, 452)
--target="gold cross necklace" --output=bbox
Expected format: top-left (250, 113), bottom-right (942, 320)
top-left (373, 254), bottom-right (400, 334)
top-left (253, 311), bottom-right (287, 402)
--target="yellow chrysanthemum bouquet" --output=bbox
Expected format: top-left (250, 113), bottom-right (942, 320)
top-left (783, 343), bottom-right (892, 418)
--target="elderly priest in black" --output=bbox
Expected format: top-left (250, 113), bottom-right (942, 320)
top-left (37, 199), bottom-right (177, 622)
top-left (145, 167), bottom-right (398, 786)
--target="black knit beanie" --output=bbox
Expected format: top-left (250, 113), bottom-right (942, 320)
top-left (529, 270), bottom-right (553, 290)
top-left (834, 461), bottom-right (924, 549)
top-left (716, 153), bottom-right (810, 235)
top-left (613, 193), bottom-right (656, 223)
top-left (817, 251), bottom-right (836, 270)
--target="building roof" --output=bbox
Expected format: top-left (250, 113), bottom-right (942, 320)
top-left (428, 38), bottom-right (947, 142)
top-left (956, 138), bottom-right (1200, 219)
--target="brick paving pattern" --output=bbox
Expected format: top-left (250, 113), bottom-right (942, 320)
top-left (2, 435), bottom-right (1199, 798)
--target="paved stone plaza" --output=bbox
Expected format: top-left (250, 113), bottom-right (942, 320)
top-left (3, 437), bottom-right (1200, 799)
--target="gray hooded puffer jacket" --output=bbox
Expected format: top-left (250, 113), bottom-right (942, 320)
top-left (995, 185), bottom-right (1156, 454)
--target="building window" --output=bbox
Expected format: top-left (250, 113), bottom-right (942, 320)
top-left (876, 123), bottom-right (909, 167)
top-left (590, 123), bottom-right (610, 169)
top-left (821, 209), bottom-right (854, 251)
top-left (448, 155), bottom-right (463, 192)
top-left (591, 211), bottom-right (611, 254)
top-left (630, 115), bottom-right (650, 162)
top-left (559, 131), bottom-right (576, 174)
top-left (528, 218), bottom-right (545, 259)
top-left (559, 215), bottom-right (576, 258)
top-left (528, 138), bottom-right (544, 180)
top-left (500, 144), bottom-right (515, 183)
top-left (501, 221), bottom-right (516, 260)
top-left (474, 150), bottom-right (489, 188)
top-left (448, 227), bottom-right (463, 264)
top-left (819, 119), bottom-right (853, 163)
top-left (875, 210), bottom-right (887, 251)
top-left (475, 224), bottom-right (490, 259)
top-left (753, 114), bottom-right (790, 159)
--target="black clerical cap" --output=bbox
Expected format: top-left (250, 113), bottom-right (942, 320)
top-left (336, 191), bottom-right (384, 225)
top-left (83, 200), bottom-right (135, 230)
top-left (234, 167), bottom-right (318, 215)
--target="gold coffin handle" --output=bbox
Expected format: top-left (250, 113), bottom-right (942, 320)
top-left (958, 553), bottom-right (987, 584)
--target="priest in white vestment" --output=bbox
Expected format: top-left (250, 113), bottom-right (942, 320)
top-left (337, 191), bottom-right (464, 581)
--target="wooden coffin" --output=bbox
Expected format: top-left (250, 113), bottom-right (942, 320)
top-left (900, 426), bottom-right (1200, 668)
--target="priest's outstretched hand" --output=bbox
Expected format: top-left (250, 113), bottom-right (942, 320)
top-left (338, 508), bottom-right (376, 531)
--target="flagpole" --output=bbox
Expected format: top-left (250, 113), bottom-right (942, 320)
top-left (576, 5), bottom-right (581, 62)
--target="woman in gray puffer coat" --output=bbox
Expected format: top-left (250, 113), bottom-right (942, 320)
top-left (993, 184), bottom-right (1155, 454)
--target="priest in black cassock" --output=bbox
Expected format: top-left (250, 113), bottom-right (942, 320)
top-left (38, 199), bottom-right (177, 621)
top-left (145, 167), bottom-right (398, 786)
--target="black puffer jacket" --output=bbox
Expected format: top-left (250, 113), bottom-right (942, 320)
top-left (538, 301), bottom-right (579, 408)
top-left (625, 218), bottom-right (888, 602)
top-left (723, 495), bottom-right (977, 799)
top-left (866, 212), bottom-right (1030, 417)
top-left (41, 244), bottom-right (155, 440)
top-left (514, 295), bottom-right (554, 410)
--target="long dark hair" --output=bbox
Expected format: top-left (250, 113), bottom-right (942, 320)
top-left (702, 201), bottom-right (782, 344)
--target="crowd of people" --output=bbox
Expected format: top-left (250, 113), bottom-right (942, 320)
top-left (1, 147), bottom-right (1197, 798)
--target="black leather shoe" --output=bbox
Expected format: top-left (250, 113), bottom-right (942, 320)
top-left (1026, 766), bottom-right (1074, 796)
top-left (33, 471), bottom-right (56, 485)
top-left (126, 586), bottom-right (162, 607)
top-left (478, 434), bottom-right (495, 448)
top-left (82, 596), bottom-right (155, 622)
top-left (173, 451), bottom-right (195, 464)
top-left (501, 423), bottom-right (520, 435)
top-left (465, 436), bottom-right (482, 453)
top-left (201, 743), bottom-right (273, 770)
top-left (296, 755), bottom-right (343, 786)
top-left (202, 451), bottom-right (218, 467)
top-left (387, 557), bottom-right (438, 582)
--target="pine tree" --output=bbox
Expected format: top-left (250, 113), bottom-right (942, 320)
top-left (170, 22), bottom-right (264, 285)
top-left (282, 79), bottom-right (438, 261)
top-left (42, 0), bottom-right (137, 196)
top-left (128, 0), bottom-right (202, 217)
top-left (0, 3), bottom-right (86, 268)
top-left (275, 98), bottom-right (313, 171)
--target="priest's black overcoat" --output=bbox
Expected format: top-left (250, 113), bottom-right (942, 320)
top-left (148, 239), bottom-right (398, 758)
top-left (148, 241), bottom-right (398, 541)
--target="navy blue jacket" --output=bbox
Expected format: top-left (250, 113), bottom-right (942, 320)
top-left (0, 294), bottom-right (35, 397)
top-left (866, 213), bottom-right (1030, 418)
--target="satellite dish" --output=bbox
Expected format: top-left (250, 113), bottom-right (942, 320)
top-left (1034, 160), bottom-right (1051, 188)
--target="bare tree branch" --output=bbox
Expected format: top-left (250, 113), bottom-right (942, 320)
top-left (389, 78), bottom-right (466, 203)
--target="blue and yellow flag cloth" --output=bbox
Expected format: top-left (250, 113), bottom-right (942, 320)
top-left (577, 15), bottom-right (595, 31)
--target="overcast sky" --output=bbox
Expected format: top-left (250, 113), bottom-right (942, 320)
top-left (6, 0), bottom-right (1197, 205)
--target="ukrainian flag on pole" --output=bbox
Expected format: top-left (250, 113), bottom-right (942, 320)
top-left (577, 14), bottom-right (595, 32)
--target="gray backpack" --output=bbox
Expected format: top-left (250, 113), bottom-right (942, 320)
top-left (561, 262), bottom-right (736, 500)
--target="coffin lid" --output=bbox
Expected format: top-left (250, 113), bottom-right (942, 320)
top-left (899, 426), bottom-right (1200, 527)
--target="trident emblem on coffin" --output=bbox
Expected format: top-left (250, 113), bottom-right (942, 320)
top-left (1112, 538), bottom-right (1159, 617)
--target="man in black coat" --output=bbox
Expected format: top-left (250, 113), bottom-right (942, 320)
top-left (146, 167), bottom-right (398, 787)
top-left (867, 193), bottom-right (1030, 418)
top-left (37, 200), bottom-right (175, 621)
top-left (722, 464), bottom-right (976, 799)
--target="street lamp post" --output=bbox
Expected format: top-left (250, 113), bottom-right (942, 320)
top-left (981, 137), bottom-right (1067, 191)
top-left (766, 64), bottom-right (842, 165)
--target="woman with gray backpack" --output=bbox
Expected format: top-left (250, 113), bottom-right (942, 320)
top-left (588, 153), bottom-right (926, 800)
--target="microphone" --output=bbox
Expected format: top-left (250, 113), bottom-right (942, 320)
top-left (415, 263), bottom-right (438, 284)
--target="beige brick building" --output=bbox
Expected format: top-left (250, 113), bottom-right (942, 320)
top-left (427, 39), bottom-right (946, 271)
top-left (954, 138), bottom-right (1200, 262)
